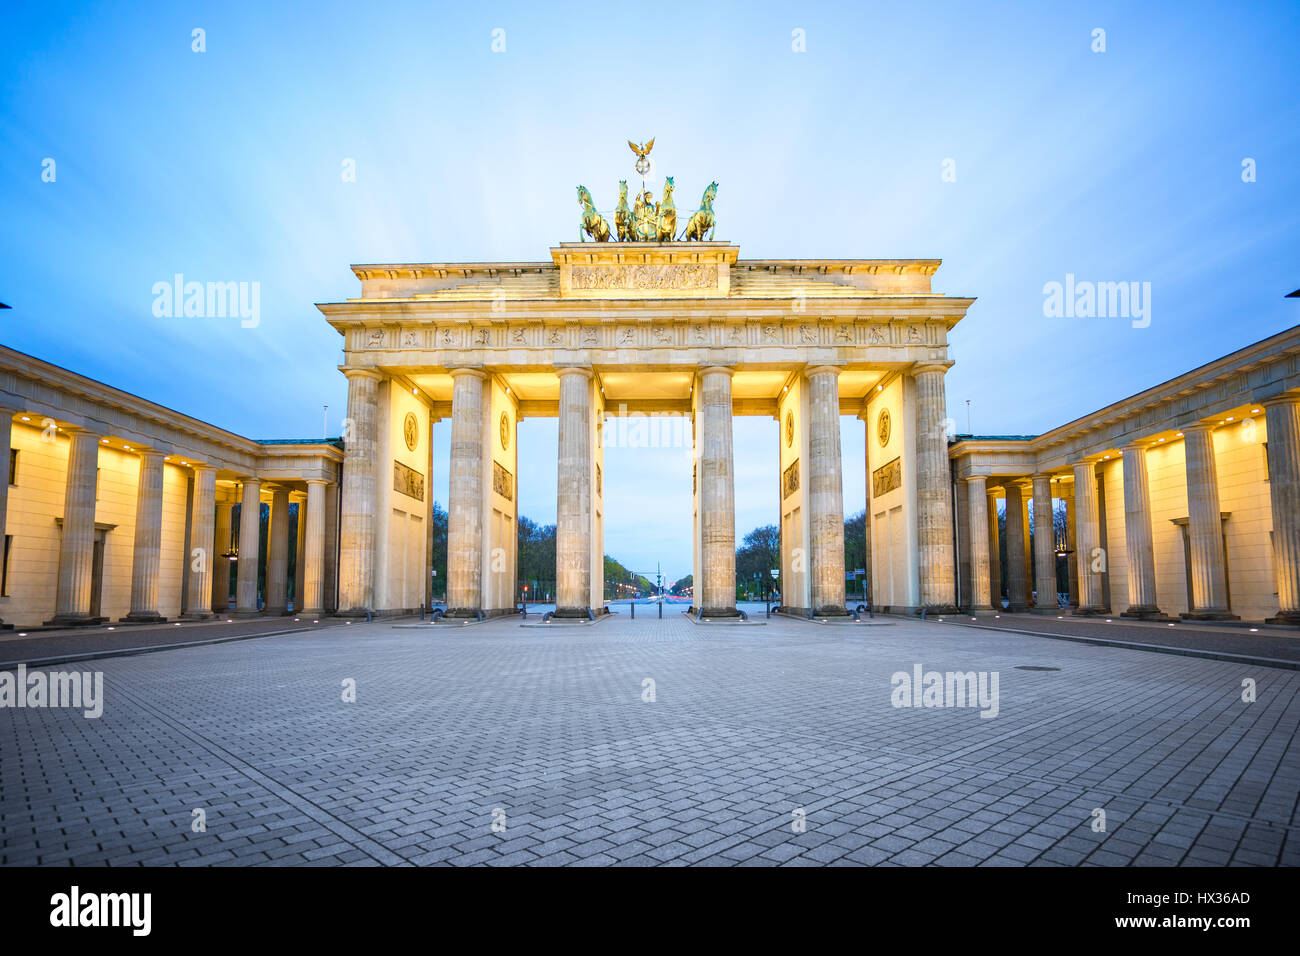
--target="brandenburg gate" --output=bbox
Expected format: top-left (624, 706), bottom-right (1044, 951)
top-left (320, 240), bottom-right (974, 619)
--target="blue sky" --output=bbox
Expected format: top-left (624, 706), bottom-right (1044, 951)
top-left (2, 0), bottom-right (1297, 582)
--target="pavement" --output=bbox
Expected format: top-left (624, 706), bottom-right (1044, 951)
top-left (1, 611), bottom-right (1297, 866)
top-left (932, 611), bottom-right (1300, 667)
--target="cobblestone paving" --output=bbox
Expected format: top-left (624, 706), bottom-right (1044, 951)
top-left (2, 614), bottom-right (1297, 866)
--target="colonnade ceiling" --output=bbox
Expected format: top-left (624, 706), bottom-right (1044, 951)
top-left (398, 366), bottom-right (887, 419)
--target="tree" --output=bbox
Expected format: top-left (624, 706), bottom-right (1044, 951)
top-left (735, 524), bottom-right (779, 599)
top-left (670, 574), bottom-right (692, 595)
top-left (431, 501), bottom-right (448, 600)
top-left (844, 510), bottom-right (867, 600)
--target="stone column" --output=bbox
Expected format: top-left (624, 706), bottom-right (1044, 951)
top-left (966, 477), bottom-right (993, 612)
top-left (914, 364), bottom-right (956, 610)
top-left (212, 499), bottom-right (233, 614)
top-left (1004, 482), bottom-right (1029, 611)
top-left (1182, 424), bottom-right (1236, 619)
top-left (0, 411), bottom-right (11, 545)
top-left (123, 450), bottom-right (166, 621)
top-left (698, 367), bottom-right (738, 616)
top-left (302, 479), bottom-right (327, 615)
top-left (294, 493), bottom-right (306, 610)
top-left (265, 485), bottom-right (290, 614)
top-left (426, 409), bottom-right (436, 608)
top-left (51, 428), bottom-right (100, 624)
top-left (1032, 474), bottom-right (1057, 612)
top-left (987, 489), bottom-right (1002, 608)
top-left (183, 465), bottom-right (217, 619)
top-left (1265, 397), bottom-right (1300, 623)
top-left (447, 368), bottom-right (486, 615)
top-left (807, 366), bottom-right (848, 615)
top-left (1065, 491), bottom-right (1079, 607)
top-left (1072, 461), bottom-right (1105, 613)
top-left (1120, 443), bottom-right (1163, 618)
top-left (338, 369), bottom-right (382, 614)
top-left (555, 368), bottom-right (594, 616)
top-left (235, 478), bottom-right (262, 613)
top-left (323, 481), bottom-right (339, 611)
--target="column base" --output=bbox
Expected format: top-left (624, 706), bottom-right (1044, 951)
top-left (120, 612), bottom-right (167, 623)
top-left (1121, 606), bottom-right (1177, 621)
top-left (813, 605), bottom-right (852, 617)
top-left (552, 607), bottom-right (594, 619)
top-left (334, 607), bottom-right (374, 618)
top-left (1030, 606), bottom-right (1065, 615)
top-left (230, 609), bottom-right (266, 619)
top-left (1006, 603), bottom-right (1032, 613)
top-left (180, 612), bottom-right (214, 621)
top-left (1181, 610), bottom-right (1240, 621)
top-left (1265, 611), bottom-right (1300, 626)
top-left (919, 605), bottom-right (959, 616)
top-left (300, 608), bottom-right (327, 618)
top-left (44, 615), bottom-right (108, 627)
top-left (698, 606), bottom-right (741, 618)
top-left (967, 605), bottom-right (997, 616)
top-left (1072, 606), bottom-right (1108, 616)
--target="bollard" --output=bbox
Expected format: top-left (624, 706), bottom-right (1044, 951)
top-left (658, 600), bottom-right (662, 619)
top-left (631, 601), bottom-right (635, 620)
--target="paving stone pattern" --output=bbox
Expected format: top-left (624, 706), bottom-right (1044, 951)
top-left (1, 614), bottom-right (1296, 866)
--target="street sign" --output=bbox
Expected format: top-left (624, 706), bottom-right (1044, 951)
top-left (770, 569), bottom-right (779, 579)
top-left (855, 568), bottom-right (865, 575)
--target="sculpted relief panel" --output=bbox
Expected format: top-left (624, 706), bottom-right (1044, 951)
top-left (569, 263), bottom-right (718, 291)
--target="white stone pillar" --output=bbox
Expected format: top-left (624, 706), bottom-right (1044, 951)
top-left (1072, 461), bottom-right (1105, 613)
top-left (235, 478), bottom-right (262, 613)
top-left (323, 481), bottom-right (339, 611)
top-left (966, 477), bottom-right (993, 612)
top-left (124, 450), bottom-right (166, 621)
top-left (698, 367), bottom-right (738, 616)
top-left (183, 465), bottom-right (217, 619)
top-left (212, 499), bottom-right (233, 614)
top-left (447, 368), bottom-right (486, 615)
top-left (294, 493), bottom-right (306, 610)
top-left (426, 409), bottom-right (436, 609)
top-left (807, 366), bottom-right (847, 615)
top-left (1120, 443), bottom-right (1163, 618)
top-left (0, 410), bottom-right (11, 544)
top-left (1265, 397), bottom-right (1300, 623)
top-left (1182, 424), bottom-right (1235, 619)
top-left (987, 489), bottom-right (1002, 608)
top-left (1065, 491), bottom-right (1079, 607)
top-left (1032, 474), bottom-right (1057, 612)
top-left (556, 367), bottom-right (594, 616)
top-left (914, 364), bottom-right (956, 610)
top-left (1004, 482), bottom-right (1029, 611)
top-left (265, 485), bottom-right (290, 614)
top-left (338, 369), bottom-right (382, 614)
top-left (52, 428), bottom-right (100, 624)
top-left (302, 479), bottom-right (327, 615)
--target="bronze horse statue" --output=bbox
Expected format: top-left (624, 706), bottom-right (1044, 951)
top-left (577, 185), bottom-right (610, 242)
top-left (681, 181), bottom-right (717, 241)
top-left (656, 176), bottom-right (677, 242)
top-left (614, 180), bottom-right (633, 242)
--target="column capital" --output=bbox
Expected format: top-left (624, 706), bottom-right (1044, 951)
top-left (448, 367), bottom-right (487, 380)
top-left (698, 365), bottom-right (735, 377)
top-left (1181, 421), bottom-right (1215, 435)
top-left (1262, 394), bottom-right (1300, 409)
top-left (804, 364), bottom-right (843, 378)
top-left (342, 368), bottom-right (385, 383)
top-left (554, 366), bottom-right (593, 379)
top-left (306, 477), bottom-right (329, 487)
top-left (912, 361), bottom-right (953, 377)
